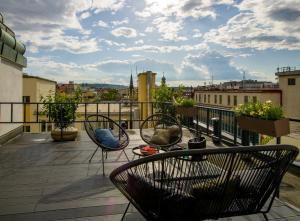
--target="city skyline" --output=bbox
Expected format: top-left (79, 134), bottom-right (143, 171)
top-left (1, 0), bottom-right (300, 86)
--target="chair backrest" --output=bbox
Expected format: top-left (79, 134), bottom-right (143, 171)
top-left (140, 113), bottom-right (183, 149)
top-left (110, 145), bottom-right (298, 221)
top-left (84, 114), bottom-right (129, 150)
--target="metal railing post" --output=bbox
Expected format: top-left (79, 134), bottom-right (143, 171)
top-left (129, 101), bottom-right (133, 129)
top-left (218, 110), bottom-right (222, 143)
top-left (233, 115), bottom-right (237, 145)
top-left (11, 103), bottom-right (13, 123)
top-left (206, 108), bottom-right (210, 135)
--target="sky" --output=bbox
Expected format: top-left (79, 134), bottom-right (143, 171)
top-left (1, 0), bottom-right (300, 86)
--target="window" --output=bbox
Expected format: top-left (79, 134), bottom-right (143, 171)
top-left (234, 96), bottom-right (237, 106)
top-left (219, 95), bottom-right (222, 105)
top-left (204, 94), bottom-right (206, 103)
top-left (253, 96), bottom-right (257, 103)
top-left (227, 95), bottom-right (231, 106)
top-left (244, 96), bottom-right (248, 103)
top-left (288, 78), bottom-right (296, 85)
top-left (199, 94), bottom-right (202, 103)
top-left (214, 95), bottom-right (217, 104)
top-left (208, 95), bottom-right (210, 103)
top-left (23, 96), bottom-right (30, 103)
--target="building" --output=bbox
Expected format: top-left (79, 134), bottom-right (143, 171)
top-left (276, 68), bottom-right (300, 119)
top-left (23, 74), bottom-right (56, 133)
top-left (220, 80), bottom-right (278, 89)
top-left (57, 81), bottom-right (77, 94)
top-left (194, 89), bottom-right (282, 108)
top-left (194, 67), bottom-right (300, 119)
top-left (0, 13), bottom-right (27, 144)
top-left (137, 71), bottom-right (156, 120)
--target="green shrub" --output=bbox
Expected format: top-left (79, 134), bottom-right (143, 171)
top-left (235, 100), bottom-right (284, 120)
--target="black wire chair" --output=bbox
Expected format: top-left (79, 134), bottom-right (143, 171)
top-left (140, 113), bottom-right (183, 150)
top-left (84, 114), bottom-right (130, 176)
top-left (110, 145), bottom-right (298, 221)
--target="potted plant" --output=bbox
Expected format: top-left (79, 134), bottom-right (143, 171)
top-left (41, 88), bottom-right (82, 141)
top-left (235, 100), bottom-right (290, 137)
top-left (174, 98), bottom-right (197, 117)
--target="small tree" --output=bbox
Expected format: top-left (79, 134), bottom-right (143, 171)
top-left (41, 87), bottom-right (82, 130)
top-left (100, 89), bottom-right (120, 101)
top-left (153, 80), bottom-right (175, 114)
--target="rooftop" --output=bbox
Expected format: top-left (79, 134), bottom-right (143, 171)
top-left (0, 131), bottom-right (299, 221)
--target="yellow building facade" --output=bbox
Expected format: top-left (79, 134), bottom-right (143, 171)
top-left (276, 70), bottom-right (300, 119)
top-left (137, 71), bottom-right (156, 120)
top-left (194, 89), bottom-right (282, 108)
top-left (23, 74), bottom-right (56, 133)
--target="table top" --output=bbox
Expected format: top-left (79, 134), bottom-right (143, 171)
top-left (132, 145), bottom-right (166, 157)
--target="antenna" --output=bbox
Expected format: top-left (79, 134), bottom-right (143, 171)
top-left (242, 71), bottom-right (246, 89)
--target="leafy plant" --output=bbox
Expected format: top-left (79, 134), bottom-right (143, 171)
top-left (41, 87), bottom-right (82, 129)
top-left (173, 84), bottom-right (195, 107)
top-left (153, 81), bottom-right (174, 114)
top-left (235, 100), bottom-right (284, 120)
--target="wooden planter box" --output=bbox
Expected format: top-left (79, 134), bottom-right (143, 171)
top-left (176, 106), bottom-right (197, 117)
top-left (236, 116), bottom-right (290, 137)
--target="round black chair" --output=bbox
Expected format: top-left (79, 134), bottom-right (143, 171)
top-left (139, 113), bottom-right (183, 150)
top-left (110, 145), bottom-right (298, 221)
top-left (84, 114), bottom-right (130, 176)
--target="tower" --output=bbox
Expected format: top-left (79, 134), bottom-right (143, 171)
top-left (137, 71), bottom-right (156, 120)
top-left (161, 72), bottom-right (166, 85)
top-left (129, 72), bottom-right (134, 100)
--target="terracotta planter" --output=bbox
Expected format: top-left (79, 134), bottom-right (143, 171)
top-left (176, 106), bottom-right (197, 117)
top-left (236, 116), bottom-right (290, 137)
top-left (51, 127), bottom-right (78, 141)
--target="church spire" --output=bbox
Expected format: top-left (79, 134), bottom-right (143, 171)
top-left (129, 70), bottom-right (134, 99)
top-left (161, 72), bottom-right (166, 85)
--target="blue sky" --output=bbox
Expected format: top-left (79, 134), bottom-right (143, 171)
top-left (1, 0), bottom-right (300, 86)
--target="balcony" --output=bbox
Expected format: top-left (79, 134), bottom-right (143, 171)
top-left (0, 102), bottom-right (299, 220)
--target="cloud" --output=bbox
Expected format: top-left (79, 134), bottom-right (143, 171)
top-left (145, 27), bottom-right (154, 33)
top-left (79, 11), bottom-right (91, 20)
top-left (152, 17), bottom-right (187, 41)
top-left (111, 27), bottom-right (137, 38)
top-left (0, 0), bottom-right (126, 53)
top-left (120, 43), bottom-right (208, 53)
top-left (135, 0), bottom-right (234, 20)
top-left (93, 20), bottom-right (109, 28)
top-left (204, 0), bottom-right (300, 50)
top-left (134, 40), bottom-right (144, 44)
top-left (180, 51), bottom-right (244, 80)
top-left (111, 18), bottom-right (129, 26)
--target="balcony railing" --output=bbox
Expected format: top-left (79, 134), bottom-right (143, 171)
top-left (0, 101), bottom-right (299, 147)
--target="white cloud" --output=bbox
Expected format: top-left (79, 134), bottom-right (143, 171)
top-left (134, 40), bottom-right (144, 44)
top-left (0, 0), bottom-right (127, 53)
top-left (79, 11), bottom-right (91, 20)
top-left (135, 0), bottom-right (234, 20)
top-left (153, 17), bottom-right (187, 41)
top-left (204, 0), bottom-right (300, 50)
top-left (93, 20), bottom-right (109, 28)
top-left (145, 27), bottom-right (154, 33)
top-left (120, 43), bottom-right (208, 53)
top-left (111, 27), bottom-right (137, 38)
top-left (111, 18), bottom-right (129, 26)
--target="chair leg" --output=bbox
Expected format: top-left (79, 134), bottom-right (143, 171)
top-left (262, 213), bottom-right (269, 221)
top-left (101, 149), bottom-right (105, 176)
top-left (89, 146), bottom-right (100, 163)
top-left (121, 202), bottom-right (130, 221)
top-left (123, 150), bottom-right (130, 162)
